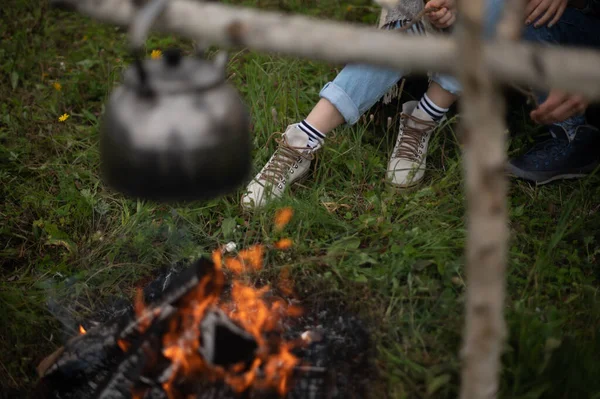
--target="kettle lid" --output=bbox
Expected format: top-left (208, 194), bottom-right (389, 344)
top-left (123, 49), bottom-right (226, 95)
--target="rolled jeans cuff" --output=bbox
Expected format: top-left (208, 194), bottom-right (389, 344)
top-left (430, 73), bottom-right (462, 96)
top-left (319, 81), bottom-right (361, 125)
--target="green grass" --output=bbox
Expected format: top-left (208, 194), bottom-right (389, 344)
top-left (1, 0), bottom-right (600, 397)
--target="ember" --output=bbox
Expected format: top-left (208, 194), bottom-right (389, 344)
top-left (274, 208), bottom-right (294, 232)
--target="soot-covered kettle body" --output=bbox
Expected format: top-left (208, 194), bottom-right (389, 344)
top-left (100, 49), bottom-right (251, 202)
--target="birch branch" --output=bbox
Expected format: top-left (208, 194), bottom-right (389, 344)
top-left (51, 0), bottom-right (600, 100)
top-left (457, 0), bottom-right (511, 398)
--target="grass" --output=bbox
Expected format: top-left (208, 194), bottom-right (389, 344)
top-left (1, 0), bottom-right (600, 397)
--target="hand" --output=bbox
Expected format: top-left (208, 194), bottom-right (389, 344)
top-left (425, 0), bottom-right (457, 29)
top-left (525, 0), bottom-right (568, 28)
top-left (530, 90), bottom-right (589, 125)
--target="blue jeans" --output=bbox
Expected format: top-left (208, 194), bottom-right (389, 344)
top-left (320, 0), bottom-right (506, 125)
top-left (523, 8), bottom-right (600, 133)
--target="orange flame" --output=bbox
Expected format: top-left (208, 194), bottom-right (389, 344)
top-left (224, 257), bottom-right (244, 274)
top-left (274, 207), bottom-right (294, 231)
top-left (79, 325), bottom-right (86, 335)
top-left (134, 288), bottom-right (145, 314)
top-left (274, 238), bottom-right (293, 250)
top-left (117, 339), bottom-right (130, 352)
top-left (129, 209), bottom-right (303, 397)
top-left (238, 245), bottom-right (264, 271)
top-left (212, 249), bottom-right (223, 270)
top-left (263, 343), bottom-right (299, 395)
top-left (221, 280), bottom-right (300, 393)
top-left (160, 274), bottom-right (220, 394)
top-left (222, 244), bottom-right (264, 275)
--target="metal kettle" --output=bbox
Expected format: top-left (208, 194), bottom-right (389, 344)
top-left (100, 0), bottom-right (251, 202)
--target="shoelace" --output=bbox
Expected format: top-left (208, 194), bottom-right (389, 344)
top-left (394, 114), bottom-right (437, 162)
top-left (258, 135), bottom-right (314, 186)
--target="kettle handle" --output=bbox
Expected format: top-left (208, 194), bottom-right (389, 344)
top-left (128, 0), bottom-right (228, 77)
top-left (129, 0), bottom-right (170, 53)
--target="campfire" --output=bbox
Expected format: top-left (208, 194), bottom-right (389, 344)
top-left (34, 209), bottom-right (373, 399)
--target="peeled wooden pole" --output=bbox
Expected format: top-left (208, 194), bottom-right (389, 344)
top-left (457, 0), bottom-right (510, 398)
top-left (51, 0), bottom-right (600, 99)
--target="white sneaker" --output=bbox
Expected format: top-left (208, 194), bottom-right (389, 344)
top-left (387, 101), bottom-right (440, 187)
top-left (242, 124), bottom-right (318, 209)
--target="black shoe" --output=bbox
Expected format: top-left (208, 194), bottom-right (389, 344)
top-left (508, 125), bottom-right (600, 185)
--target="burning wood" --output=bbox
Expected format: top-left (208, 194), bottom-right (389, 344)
top-left (34, 257), bottom-right (305, 398)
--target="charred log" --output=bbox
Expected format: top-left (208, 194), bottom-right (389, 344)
top-left (200, 310), bottom-right (258, 369)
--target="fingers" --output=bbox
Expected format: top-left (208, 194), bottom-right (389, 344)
top-left (531, 92), bottom-right (588, 125)
top-left (526, 0), bottom-right (567, 27)
top-left (537, 99), bottom-right (577, 124)
top-left (551, 97), bottom-right (587, 123)
top-left (525, 0), bottom-right (544, 20)
top-left (436, 11), bottom-right (455, 28)
top-left (427, 6), bottom-right (456, 28)
top-left (428, 7), bottom-right (448, 21)
top-left (425, 0), bottom-right (444, 9)
top-left (548, 0), bottom-right (567, 27)
top-left (530, 92), bottom-right (566, 124)
top-left (534, 0), bottom-right (559, 27)
top-left (526, 0), bottom-right (551, 25)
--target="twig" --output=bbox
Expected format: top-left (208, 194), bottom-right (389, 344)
top-left (396, 6), bottom-right (440, 32)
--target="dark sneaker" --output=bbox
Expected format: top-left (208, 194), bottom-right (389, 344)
top-left (508, 125), bottom-right (600, 185)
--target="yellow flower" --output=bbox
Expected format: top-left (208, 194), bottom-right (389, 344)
top-left (53, 82), bottom-right (62, 91)
top-left (58, 113), bottom-right (70, 122)
top-left (346, 5), bottom-right (353, 11)
top-left (82, 35), bottom-right (88, 41)
top-left (151, 49), bottom-right (162, 60)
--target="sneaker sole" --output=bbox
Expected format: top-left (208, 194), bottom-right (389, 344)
top-left (385, 168), bottom-right (426, 188)
top-left (387, 179), bottom-right (422, 189)
top-left (507, 161), bottom-right (600, 185)
top-left (241, 167), bottom-right (312, 210)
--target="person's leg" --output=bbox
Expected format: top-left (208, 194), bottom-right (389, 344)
top-left (421, 81), bottom-right (459, 110)
top-left (386, 74), bottom-right (460, 187)
top-left (304, 99), bottom-right (345, 136)
top-left (297, 60), bottom-right (408, 147)
top-left (509, 9), bottom-right (600, 184)
top-left (242, 20), bottom-right (424, 208)
top-left (385, 0), bottom-right (505, 187)
top-left (415, 77), bottom-right (460, 122)
top-left (296, 18), bottom-right (430, 144)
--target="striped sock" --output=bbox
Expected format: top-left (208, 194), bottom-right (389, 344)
top-left (298, 120), bottom-right (326, 149)
top-left (416, 93), bottom-right (449, 122)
